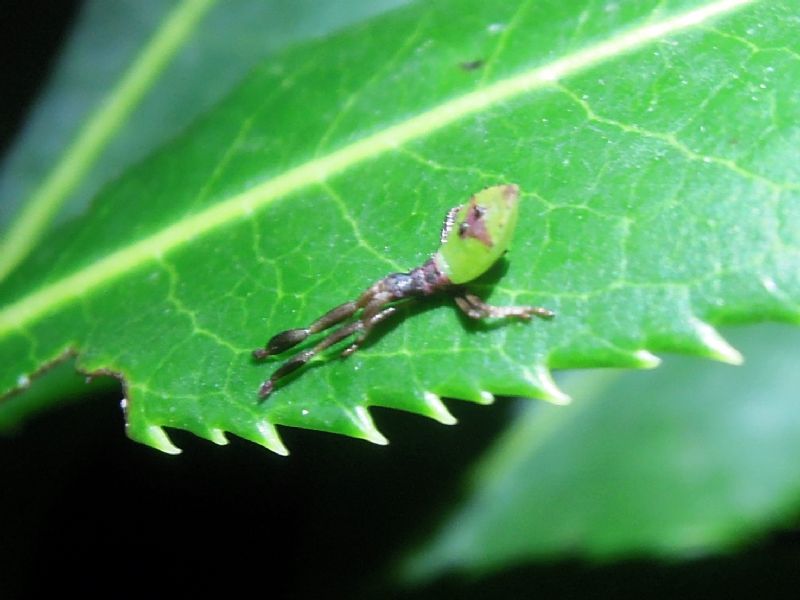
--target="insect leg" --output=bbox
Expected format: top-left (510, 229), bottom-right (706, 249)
top-left (454, 293), bottom-right (554, 320)
top-left (340, 297), bottom-right (397, 358)
top-left (253, 300), bottom-right (360, 359)
top-left (258, 318), bottom-right (364, 399)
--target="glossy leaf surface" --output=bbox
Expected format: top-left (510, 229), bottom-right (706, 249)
top-left (1, 0), bottom-right (798, 453)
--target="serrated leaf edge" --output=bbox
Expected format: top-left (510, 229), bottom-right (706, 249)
top-left (0, 0), bottom-right (760, 454)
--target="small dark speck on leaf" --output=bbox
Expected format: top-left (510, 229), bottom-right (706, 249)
top-left (460, 59), bottom-right (484, 71)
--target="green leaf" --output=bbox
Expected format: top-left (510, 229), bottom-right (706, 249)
top-left (0, 0), bottom-right (410, 279)
top-left (1, 0), bottom-right (798, 453)
top-left (402, 324), bottom-right (800, 580)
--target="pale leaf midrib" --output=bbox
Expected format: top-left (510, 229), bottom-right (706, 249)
top-left (0, 0), bottom-right (755, 336)
top-left (0, 0), bottom-right (217, 282)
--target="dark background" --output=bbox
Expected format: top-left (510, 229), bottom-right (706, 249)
top-left (2, 2), bottom-right (800, 598)
top-left (0, 2), bottom-right (81, 157)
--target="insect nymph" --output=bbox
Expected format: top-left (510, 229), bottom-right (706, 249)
top-left (253, 184), bottom-right (554, 399)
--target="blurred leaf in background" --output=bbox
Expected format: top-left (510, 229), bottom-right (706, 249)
top-left (0, 0), bottom-right (410, 248)
top-left (404, 324), bottom-right (800, 582)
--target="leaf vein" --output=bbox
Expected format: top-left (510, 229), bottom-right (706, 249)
top-left (0, 0), bottom-right (758, 337)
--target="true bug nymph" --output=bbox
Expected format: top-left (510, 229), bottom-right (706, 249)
top-left (253, 184), bottom-right (554, 399)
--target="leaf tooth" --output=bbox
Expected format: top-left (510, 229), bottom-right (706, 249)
top-left (129, 423), bottom-right (182, 455)
top-left (477, 390), bottom-right (496, 405)
top-left (253, 421), bottom-right (290, 456)
top-left (207, 428), bottom-right (229, 446)
top-left (521, 365), bottom-right (572, 405)
top-left (600, 348), bottom-right (662, 369)
top-left (421, 391), bottom-right (458, 425)
top-left (229, 420), bottom-right (289, 455)
top-left (16, 373), bottom-right (31, 389)
top-left (182, 425), bottom-right (231, 446)
top-left (631, 349), bottom-right (661, 369)
top-left (687, 318), bottom-right (744, 365)
top-left (348, 405), bottom-right (389, 446)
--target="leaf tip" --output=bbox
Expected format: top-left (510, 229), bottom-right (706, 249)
top-left (422, 391), bottom-right (458, 425)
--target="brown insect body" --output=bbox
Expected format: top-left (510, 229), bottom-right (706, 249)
top-left (253, 185), bottom-right (554, 400)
